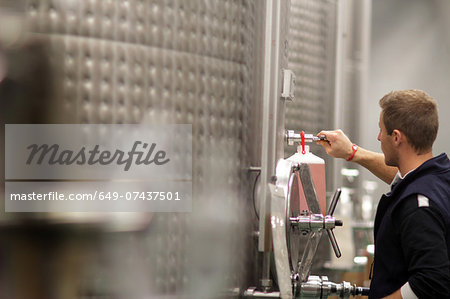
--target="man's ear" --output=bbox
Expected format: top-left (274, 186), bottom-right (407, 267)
top-left (392, 129), bottom-right (403, 145)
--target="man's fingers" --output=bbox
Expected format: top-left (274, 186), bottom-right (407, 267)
top-left (317, 131), bottom-right (331, 142)
top-left (317, 130), bottom-right (330, 137)
top-left (323, 132), bottom-right (338, 142)
top-left (316, 129), bottom-right (352, 159)
top-left (316, 140), bottom-right (331, 149)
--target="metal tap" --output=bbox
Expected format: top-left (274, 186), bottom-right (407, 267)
top-left (290, 212), bottom-right (343, 254)
top-left (299, 276), bottom-right (369, 299)
top-left (285, 130), bottom-right (327, 146)
top-left (245, 276), bottom-right (369, 299)
top-left (290, 214), bottom-right (342, 232)
top-left (294, 183), bottom-right (343, 265)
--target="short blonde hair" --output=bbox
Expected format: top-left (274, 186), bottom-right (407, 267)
top-left (379, 89), bottom-right (438, 153)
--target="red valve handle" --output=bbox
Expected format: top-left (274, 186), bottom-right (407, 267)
top-left (301, 131), bottom-right (306, 154)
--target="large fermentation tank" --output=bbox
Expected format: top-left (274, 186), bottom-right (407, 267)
top-left (285, 0), bottom-right (339, 273)
top-left (0, 0), bottom-right (260, 298)
top-left (285, 0), bottom-right (337, 187)
top-left (0, 0), bottom-right (368, 298)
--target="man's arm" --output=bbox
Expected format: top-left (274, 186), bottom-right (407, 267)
top-left (351, 147), bottom-right (398, 184)
top-left (317, 130), bottom-right (397, 184)
top-left (381, 289), bottom-right (402, 299)
top-left (373, 195), bottom-right (449, 299)
top-left (382, 282), bottom-right (418, 299)
top-left (395, 196), bottom-right (450, 299)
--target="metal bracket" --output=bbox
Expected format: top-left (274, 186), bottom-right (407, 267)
top-left (281, 69), bottom-right (295, 100)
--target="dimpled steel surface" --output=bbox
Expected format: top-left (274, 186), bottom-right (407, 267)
top-left (285, 0), bottom-right (336, 136)
top-left (285, 0), bottom-right (338, 271)
top-left (22, 0), bottom-right (256, 297)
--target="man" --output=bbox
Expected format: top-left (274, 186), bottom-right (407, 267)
top-left (317, 89), bottom-right (449, 299)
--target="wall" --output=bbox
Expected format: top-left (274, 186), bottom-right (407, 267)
top-left (362, 0), bottom-right (450, 203)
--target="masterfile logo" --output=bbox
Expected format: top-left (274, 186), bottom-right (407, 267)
top-left (4, 124), bottom-right (192, 212)
top-left (26, 141), bottom-right (170, 171)
top-left (6, 124), bottom-right (191, 180)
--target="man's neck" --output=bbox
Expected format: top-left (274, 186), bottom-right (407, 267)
top-left (398, 149), bottom-right (433, 177)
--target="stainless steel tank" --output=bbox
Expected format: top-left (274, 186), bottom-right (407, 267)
top-left (0, 0), bottom-right (260, 298)
top-left (0, 0), bottom-right (367, 297)
top-left (285, 0), bottom-right (339, 274)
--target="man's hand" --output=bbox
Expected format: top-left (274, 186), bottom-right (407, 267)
top-left (317, 129), bottom-right (354, 160)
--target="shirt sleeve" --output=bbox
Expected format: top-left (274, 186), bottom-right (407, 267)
top-left (401, 282), bottom-right (419, 299)
top-left (394, 194), bottom-right (450, 299)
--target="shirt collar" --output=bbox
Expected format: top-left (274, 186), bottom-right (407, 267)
top-left (390, 168), bottom-right (417, 187)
